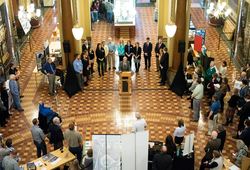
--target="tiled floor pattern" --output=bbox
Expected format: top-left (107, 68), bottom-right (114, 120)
top-left (0, 4), bottom-right (240, 170)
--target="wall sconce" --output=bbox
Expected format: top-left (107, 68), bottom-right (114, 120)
top-left (165, 23), bottom-right (177, 38)
top-left (71, 0), bottom-right (83, 40)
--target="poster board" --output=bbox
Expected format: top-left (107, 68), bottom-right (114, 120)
top-left (18, 11), bottom-right (31, 35)
top-left (93, 131), bottom-right (149, 170)
top-left (183, 133), bottom-right (195, 156)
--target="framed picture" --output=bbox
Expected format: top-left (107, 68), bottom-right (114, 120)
top-left (171, 0), bottom-right (176, 21)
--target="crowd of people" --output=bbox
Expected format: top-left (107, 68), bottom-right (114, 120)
top-left (184, 49), bottom-right (250, 169)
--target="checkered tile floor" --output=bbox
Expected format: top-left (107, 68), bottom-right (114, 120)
top-left (0, 4), bottom-right (240, 170)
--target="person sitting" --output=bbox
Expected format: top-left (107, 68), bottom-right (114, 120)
top-left (200, 150), bottom-right (223, 170)
top-left (173, 119), bottom-right (186, 145)
top-left (152, 146), bottom-right (173, 170)
top-left (165, 135), bottom-right (176, 158)
top-left (233, 140), bottom-right (249, 167)
top-left (119, 57), bottom-right (131, 72)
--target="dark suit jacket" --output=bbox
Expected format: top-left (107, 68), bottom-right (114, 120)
top-left (152, 153), bottom-right (173, 170)
top-left (154, 42), bottom-right (165, 57)
top-left (125, 45), bottom-right (134, 60)
top-left (49, 124), bottom-right (64, 145)
top-left (217, 130), bottom-right (226, 151)
top-left (133, 46), bottom-right (141, 60)
top-left (82, 44), bottom-right (88, 53)
top-left (119, 61), bottom-right (131, 72)
top-left (95, 48), bottom-right (105, 62)
top-left (143, 42), bottom-right (152, 57)
top-left (160, 52), bottom-right (169, 70)
top-left (204, 138), bottom-right (221, 160)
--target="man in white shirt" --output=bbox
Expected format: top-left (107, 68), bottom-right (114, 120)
top-left (191, 78), bottom-right (204, 122)
top-left (132, 113), bottom-right (147, 132)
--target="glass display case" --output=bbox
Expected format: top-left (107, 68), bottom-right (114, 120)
top-left (114, 0), bottom-right (136, 26)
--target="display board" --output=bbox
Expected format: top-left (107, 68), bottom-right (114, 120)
top-left (93, 135), bottom-right (121, 170)
top-left (18, 10), bottom-right (31, 35)
top-left (183, 133), bottom-right (195, 156)
top-left (93, 131), bottom-right (149, 170)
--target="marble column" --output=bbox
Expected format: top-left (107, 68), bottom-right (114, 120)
top-left (172, 0), bottom-right (187, 70)
top-left (61, 0), bottom-right (76, 64)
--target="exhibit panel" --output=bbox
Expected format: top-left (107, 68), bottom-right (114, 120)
top-left (121, 133), bottom-right (136, 170)
top-left (135, 131), bottom-right (149, 170)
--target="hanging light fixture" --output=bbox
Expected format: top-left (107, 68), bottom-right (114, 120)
top-left (165, 23), bottom-right (177, 38)
top-left (72, 0), bottom-right (83, 40)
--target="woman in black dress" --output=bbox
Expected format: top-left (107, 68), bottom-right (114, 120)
top-left (96, 43), bottom-right (105, 77)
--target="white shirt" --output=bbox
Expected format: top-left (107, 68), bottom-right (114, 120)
top-left (219, 65), bottom-right (227, 78)
top-left (210, 156), bottom-right (223, 170)
top-left (133, 119), bottom-right (147, 132)
top-left (174, 126), bottom-right (186, 137)
top-left (191, 84), bottom-right (204, 100)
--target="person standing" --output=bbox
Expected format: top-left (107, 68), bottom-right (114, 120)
top-left (132, 113), bottom-right (147, 132)
top-left (173, 119), bottom-right (186, 145)
top-left (49, 117), bottom-right (64, 150)
top-left (2, 150), bottom-right (19, 170)
top-left (30, 118), bottom-right (47, 158)
top-left (9, 63), bottom-right (23, 98)
top-left (133, 42), bottom-right (141, 73)
top-left (107, 37), bottom-right (116, 71)
top-left (81, 40), bottom-right (89, 53)
top-left (207, 95), bottom-right (221, 135)
top-left (73, 54), bottom-right (84, 90)
top-left (217, 125), bottom-right (226, 152)
top-left (200, 131), bottom-right (221, 170)
top-left (119, 57), bottom-right (131, 72)
top-left (191, 78), bottom-right (204, 122)
top-left (125, 40), bottom-right (134, 67)
top-left (88, 47), bottom-right (95, 74)
top-left (42, 57), bottom-right (56, 96)
top-left (117, 39), bottom-right (125, 62)
top-left (81, 51), bottom-right (90, 86)
top-left (9, 74), bottom-right (23, 112)
top-left (96, 43), bottom-right (105, 77)
top-left (64, 123), bottom-right (83, 164)
top-left (143, 37), bottom-right (153, 71)
top-left (159, 47), bottom-right (169, 86)
top-left (154, 38), bottom-right (165, 72)
top-left (239, 119), bottom-right (250, 147)
top-left (101, 40), bottom-right (109, 72)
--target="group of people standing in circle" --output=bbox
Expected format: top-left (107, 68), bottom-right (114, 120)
top-left (72, 37), bottom-right (170, 90)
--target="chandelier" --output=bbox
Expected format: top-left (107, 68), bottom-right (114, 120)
top-left (165, 23), bottom-right (177, 38)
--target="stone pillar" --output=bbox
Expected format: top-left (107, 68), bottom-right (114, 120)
top-left (61, 0), bottom-right (76, 64)
top-left (11, 0), bottom-right (19, 18)
top-left (184, 0), bottom-right (191, 67)
top-left (172, 0), bottom-right (187, 70)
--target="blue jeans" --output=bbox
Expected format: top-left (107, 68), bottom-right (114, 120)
top-left (193, 99), bottom-right (201, 120)
top-left (92, 11), bottom-right (98, 22)
top-left (107, 11), bottom-right (113, 23)
top-left (12, 94), bottom-right (22, 110)
top-left (34, 140), bottom-right (47, 158)
top-left (69, 146), bottom-right (82, 163)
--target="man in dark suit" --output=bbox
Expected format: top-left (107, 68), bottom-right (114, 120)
top-left (155, 38), bottom-right (165, 72)
top-left (152, 146), bottom-right (173, 170)
top-left (119, 57), bottom-right (131, 72)
top-left (200, 131), bottom-right (221, 170)
top-left (124, 40), bottom-right (134, 67)
top-left (82, 40), bottom-right (88, 53)
top-left (159, 47), bottom-right (169, 86)
top-left (143, 37), bottom-right (152, 71)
